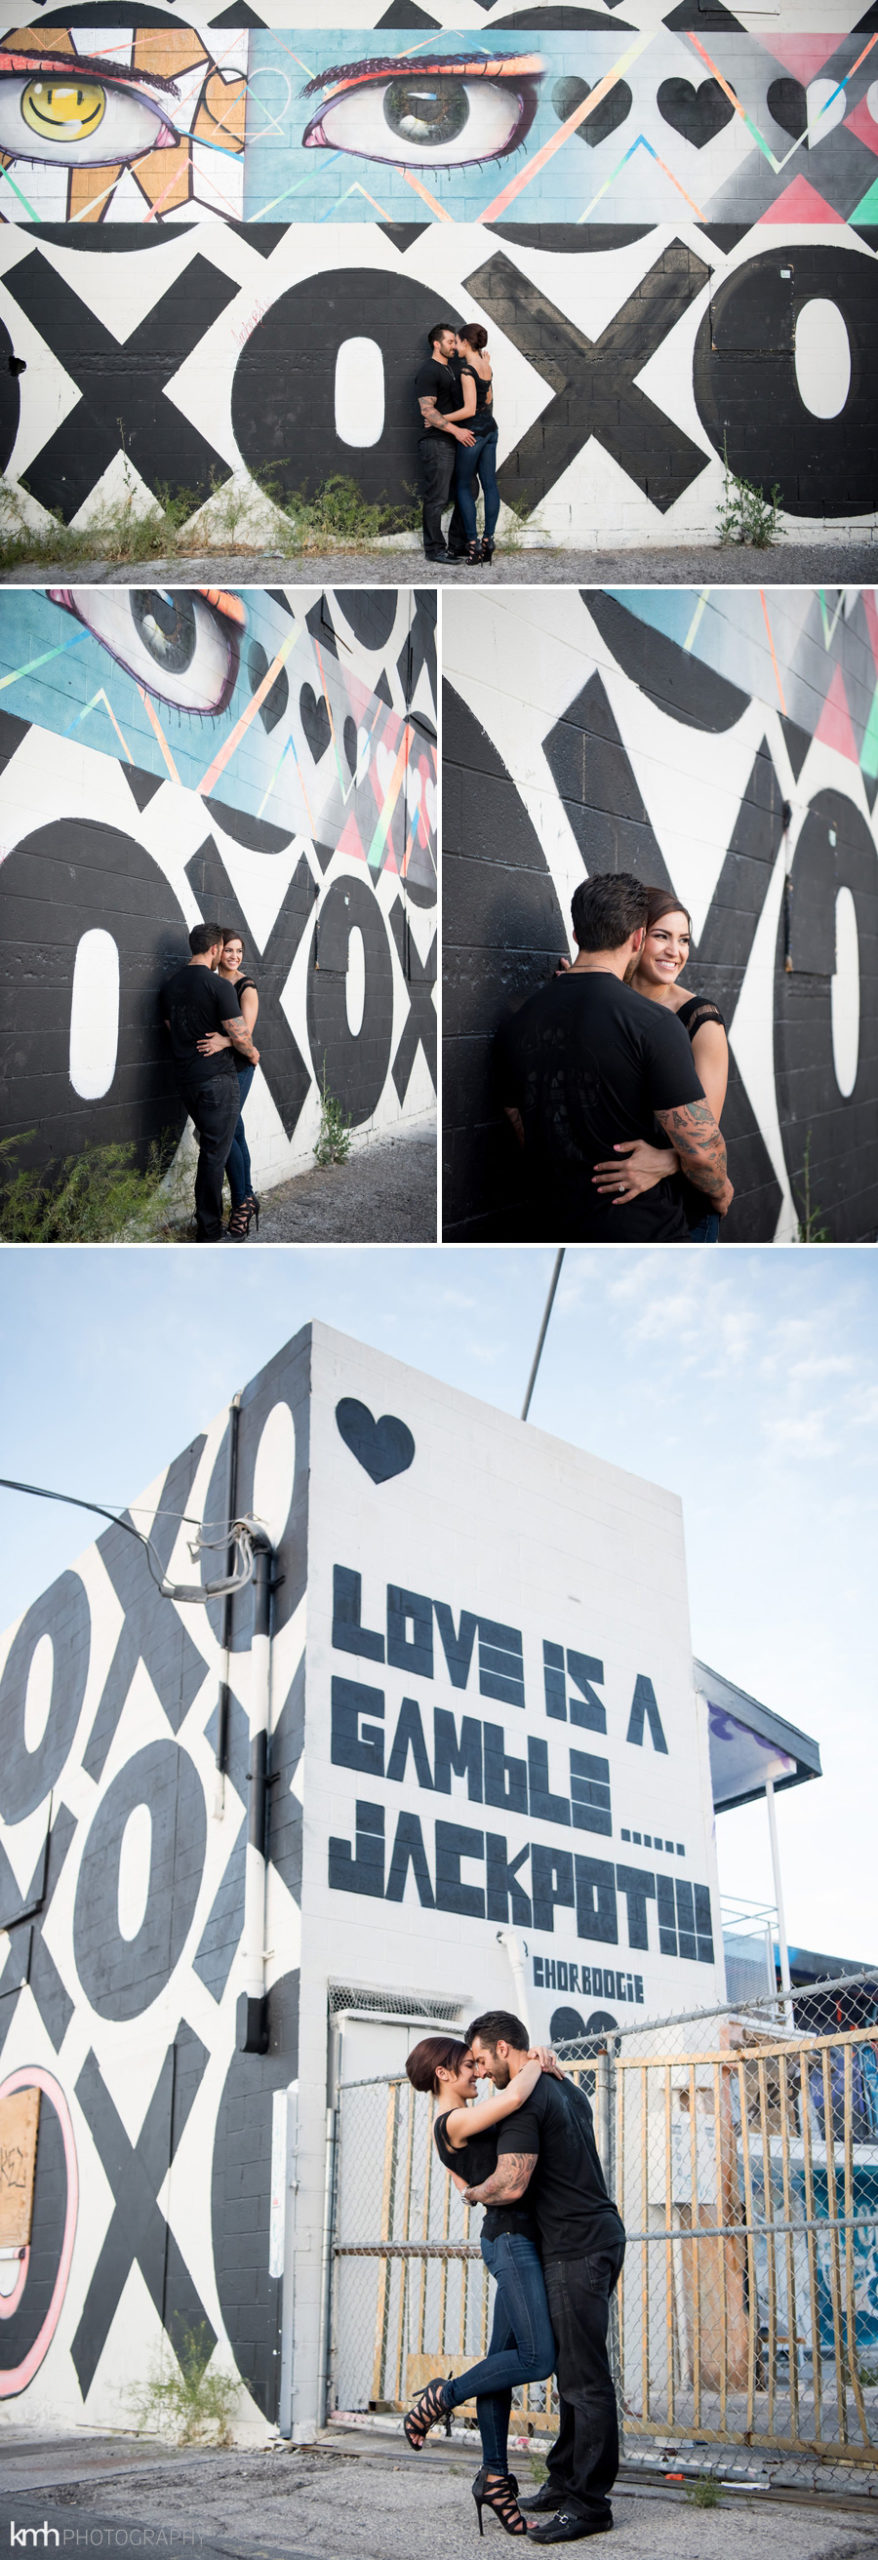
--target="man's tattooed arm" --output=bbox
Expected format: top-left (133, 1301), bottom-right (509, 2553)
top-left (655, 1098), bottom-right (733, 1214)
top-left (463, 2151), bottom-right (537, 2207)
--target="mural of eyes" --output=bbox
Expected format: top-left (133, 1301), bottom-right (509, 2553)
top-left (0, 56), bottom-right (177, 165)
top-left (301, 55), bottom-right (542, 169)
top-left (47, 589), bottom-right (245, 716)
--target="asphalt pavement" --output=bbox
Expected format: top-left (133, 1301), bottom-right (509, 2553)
top-left (1, 2435), bottom-right (877, 2560)
top-left (3, 547), bottom-right (876, 588)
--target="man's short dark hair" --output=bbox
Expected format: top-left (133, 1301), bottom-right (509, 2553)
top-left (468, 2009), bottom-right (529, 2054)
top-left (189, 921), bottom-right (223, 956)
top-left (427, 320), bottom-right (456, 348)
top-left (570, 873), bottom-right (648, 953)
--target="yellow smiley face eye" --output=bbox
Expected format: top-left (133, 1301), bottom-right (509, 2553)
top-left (21, 77), bottom-right (107, 141)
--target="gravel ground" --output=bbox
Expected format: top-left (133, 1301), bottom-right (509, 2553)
top-left (1, 2440), bottom-right (877, 2560)
top-left (3, 546), bottom-right (876, 588)
top-left (225, 1123), bottom-right (436, 1245)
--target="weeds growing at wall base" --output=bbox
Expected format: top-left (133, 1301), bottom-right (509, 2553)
top-left (0, 1134), bottom-right (188, 1243)
top-left (0, 467), bottom-right (420, 568)
top-left (717, 437), bottom-right (782, 549)
top-left (313, 1065), bottom-right (354, 1168)
top-left (130, 2323), bottom-right (241, 2447)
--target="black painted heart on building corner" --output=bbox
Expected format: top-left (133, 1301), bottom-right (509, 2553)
top-left (335, 1399), bottom-right (415, 1484)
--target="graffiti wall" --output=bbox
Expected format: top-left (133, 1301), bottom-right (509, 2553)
top-left (442, 584), bottom-right (878, 1242)
top-left (0, 1319), bottom-right (724, 2434)
top-left (0, 584), bottom-right (437, 1192)
top-left (0, 7), bottom-right (876, 546)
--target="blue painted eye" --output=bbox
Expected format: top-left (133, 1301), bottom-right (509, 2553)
top-left (0, 70), bottom-right (173, 165)
top-left (48, 590), bottom-right (240, 716)
top-left (302, 67), bottom-right (540, 169)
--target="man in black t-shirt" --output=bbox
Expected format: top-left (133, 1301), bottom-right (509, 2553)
top-left (466, 2008), bottom-right (625, 2542)
top-left (415, 320), bottom-right (473, 562)
top-left (495, 872), bottom-right (733, 1241)
top-left (163, 922), bottom-right (259, 1241)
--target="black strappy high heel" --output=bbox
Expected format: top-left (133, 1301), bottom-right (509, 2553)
top-left (403, 2373), bottom-right (452, 2450)
top-left (480, 537), bottom-right (495, 565)
top-left (472, 2469), bottom-right (527, 2537)
top-left (466, 539), bottom-right (483, 566)
top-left (242, 1192), bottom-right (260, 1233)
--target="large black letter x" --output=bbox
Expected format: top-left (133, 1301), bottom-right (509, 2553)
top-left (389, 900), bottom-right (436, 1102)
top-left (186, 842), bottom-right (318, 1140)
top-left (84, 1439), bottom-right (208, 1784)
top-left (0, 1805), bottom-right (76, 2058)
top-left (463, 245), bottom-right (712, 513)
top-left (5, 253), bottom-right (237, 521)
top-left (72, 2027), bottom-right (213, 2400)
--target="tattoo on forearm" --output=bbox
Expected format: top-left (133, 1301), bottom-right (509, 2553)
top-left (464, 2151), bottom-right (537, 2205)
top-left (656, 1100), bottom-right (729, 1205)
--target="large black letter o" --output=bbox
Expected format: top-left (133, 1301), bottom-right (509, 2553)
top-left (0, 1571), bottom-right (90, 1822)
top-left (774, 790), bottom-right (878, 1240)
top-left (693, 248), bottom-right (878, 514)
top-left (307, 879), bottom-right (394, 1123)
top-left (73, 1741), bottom-right (206, 2020)
top-left (232, 273), bottom-right (462, 509)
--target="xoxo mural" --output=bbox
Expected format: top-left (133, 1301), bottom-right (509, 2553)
top-left (0, 8), bottom-right (877, 543)
top-left (0, 1336), bottom-right (310, 2424)
top-left (442, 584), bottom-right (878, 1244)
top-left (0, 584), bottom-right (437, 1184)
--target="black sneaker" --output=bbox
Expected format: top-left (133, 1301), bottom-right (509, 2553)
top-left (424, 549), bottom-right (449, 562)
top-left (519, 2489), bottom-right (568, 2514)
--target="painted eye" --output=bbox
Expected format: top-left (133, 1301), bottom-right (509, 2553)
top-left (303, 69), bottom-right (538, 168)
top-left (0, 72), bottom-right (173, 164)
top-left (48, 590), bottom-right (239, 716)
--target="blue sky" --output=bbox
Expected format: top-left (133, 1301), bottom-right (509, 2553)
top-left (0, 1243), bottom-right (874, 1969)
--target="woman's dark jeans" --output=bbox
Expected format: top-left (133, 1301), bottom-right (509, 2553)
top-left (226, 1062), bottom-right (254, 1210)
top-left (455, 425), bottom-right (500, 545)
top-left (443, 2231), bottom-right (555, 2475)
top-left (687, 1212), bottom-right (720, 1242)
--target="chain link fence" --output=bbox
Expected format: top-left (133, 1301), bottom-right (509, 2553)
top-left (328, 1972), bottom-right (878, 2476)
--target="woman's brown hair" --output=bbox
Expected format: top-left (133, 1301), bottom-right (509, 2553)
top-left (642, 885), bottom-right (692, 937)
top-left (458, 322), bottom-right (488, 353)
top-left (406, 2035), bottom-right (469, 2096)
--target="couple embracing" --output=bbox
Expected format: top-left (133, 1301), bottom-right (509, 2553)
top-left (404, 2009), bottom-right (625, 2543)
top-left (415, 320), bottom-right (500, 567)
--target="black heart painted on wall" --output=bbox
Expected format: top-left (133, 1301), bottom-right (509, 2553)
top-left (657, 77), bottom-right (734, 148)
top-left (336, 1398), bottom-right (416, 1485)
top-left (300, 683), bottom-right (332, 764)
top-left (343, 714), bottom-right (358, 775)
top-left (552, 75), bottom-right (632, 145)
top-left (767, 77), bottom-right (808, 143)
top-left (248, 640), bottom-right (289, 733)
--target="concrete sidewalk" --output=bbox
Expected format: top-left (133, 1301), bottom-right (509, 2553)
top-left (246, 1122), bottom-right (436, 1244)
top-left (1, 2432), bottom-right (877, 2560)
top-left (3, 547), bottom-right (876, 589)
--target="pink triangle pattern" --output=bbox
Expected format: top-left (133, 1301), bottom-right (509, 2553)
top-left (815, 663), bottom-right (860, 763)
top-left (758, 174), bottom-right (846, 224)
top-left (754, 35), bottom-right (845, 84)
top-left (844, 93), bottom-right (878, 158)
top-left (861, 588), bottom-right (878, 676)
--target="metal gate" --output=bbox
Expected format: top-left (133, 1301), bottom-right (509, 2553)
top-left (328, 1974), bottom-right (878, 2474)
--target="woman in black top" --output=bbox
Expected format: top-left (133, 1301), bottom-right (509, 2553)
top-left (443, 322), bottom-right (500, 567)
top-left (403, 2035), bottom-right (558, 2536)
top-left (197, 928), bottom-right (260, 1238)
top-left (591, 886), bottom-right (729, 1240)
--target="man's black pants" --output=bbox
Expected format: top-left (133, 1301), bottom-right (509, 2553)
top-left (543, 2245), bottom-right (625, 2522)
top-left (184, 1071), bottom-right (240, 1241)
top-left (418, 431), bottom-right (470, 559)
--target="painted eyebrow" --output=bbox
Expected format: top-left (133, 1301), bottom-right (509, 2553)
top-left (0, 49), bottom-right (180, 98)
top-left (301, 54), bottom-right (542, 99)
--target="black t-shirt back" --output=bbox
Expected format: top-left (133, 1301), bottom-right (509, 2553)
top-left (495, 971), bottom-right (704, 1241)
top-left (415, 355), bottom-right (461, 437)
top-left (163, 964), bottom-right (240, 1091)
top-left (434, 2112), bottom-right (536, 2243)
top-left (498, 2075), bottom-right (624, 2261)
